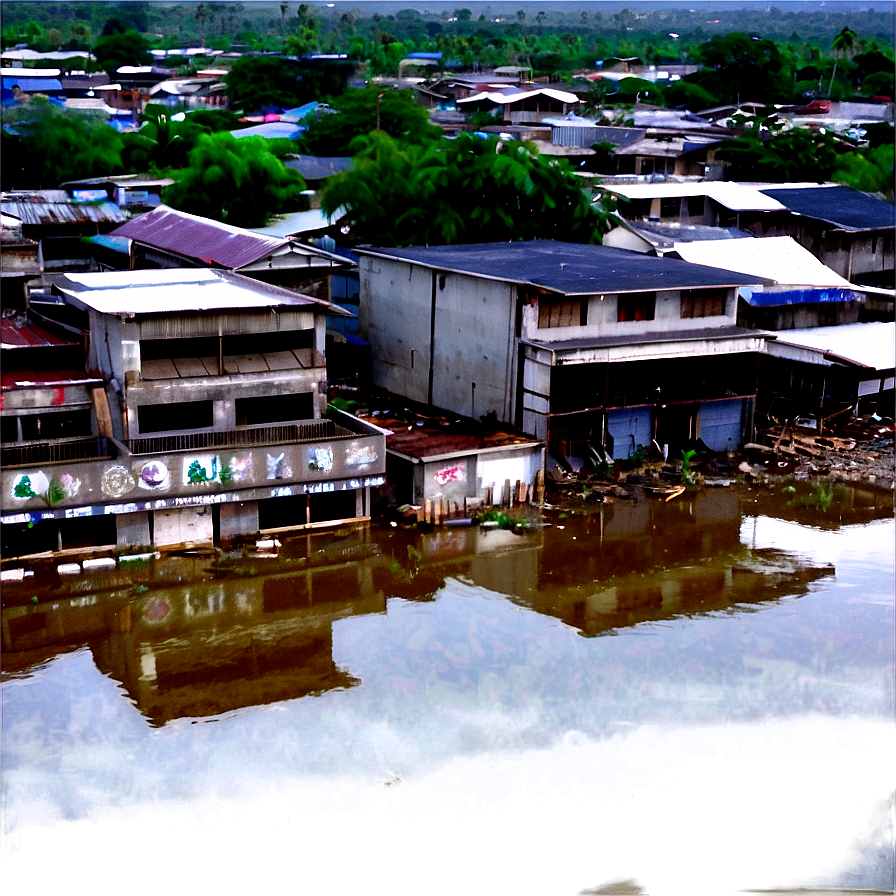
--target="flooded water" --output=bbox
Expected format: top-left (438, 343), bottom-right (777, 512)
top-left (2, 483), bottom-right (894, 896)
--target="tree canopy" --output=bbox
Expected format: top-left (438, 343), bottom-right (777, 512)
top-left (91, 29), bottom-right (153, 75)
top-left (163, 132), bottom-right (308, 228)
top-left (298, 86), bottom-right (442, 157)
top-left (0, 97), bottom-right (124, 188)
top-left (320, 131), bottom-right (614, 247)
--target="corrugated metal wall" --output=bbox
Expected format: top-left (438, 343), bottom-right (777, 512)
top-left (698, 398), bottom-right (744, 452)
top-left (608, 407), bottom-right (652, 459)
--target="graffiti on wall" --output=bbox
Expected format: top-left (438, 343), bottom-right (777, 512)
top-left (434, 462), bottom-right (466, 486)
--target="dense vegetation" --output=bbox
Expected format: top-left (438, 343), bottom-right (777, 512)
top-left (1, 3), bottom-right (893, 223)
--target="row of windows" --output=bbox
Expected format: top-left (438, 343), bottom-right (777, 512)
top-left (538, 289), bottom-right (727, 328)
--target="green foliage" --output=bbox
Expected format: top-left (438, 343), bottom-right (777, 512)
top-left (786, 481), bottom-right (840, 513)
top-left (614, 77), bottom-right (664, 105)
top-left (224, 55), bottom-right (309, 114)
top-left (680, 449), bottom-right (697, 485)
top-left (696, 32), bottom-right (787, 104)
top-left (615, 446), bottom-right (647, 471)
top-left (322, 131), bottom-right (613, 247)
top-left (833, 144), bottom-right (895, 200)
top-left (717, 115), bottom-right (853, 183)
top-left (300, 86), bottom-right (442, 157)
top-left (477, 508), bottom-right (529, 531)
top-left (1, 97), bottom-right (124, 188)
top-left (163, 132), bottom-right (308, 228)
top-left (663, 80), bottom-right (719, 111)
top-left (46, 479), bottom-right (67, 506)
top-left (92, 29), bottom-right (153, 74)
top-left (328, 397), bottom-right (359, 413)
top-left (121, 104), bottom-right (210, 172)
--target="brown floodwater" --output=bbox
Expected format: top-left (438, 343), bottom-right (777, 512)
top-left (2, 482), bottom-right (894, 896)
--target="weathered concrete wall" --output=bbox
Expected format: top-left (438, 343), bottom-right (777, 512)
top-left (116, 510), bottom-right (151, 547)
top-left (520, 288), bottom-right (738, 344)
top-left (153, 506), bottom-right (214, 547)
top-left (219, 501), bottom-right (259, 540)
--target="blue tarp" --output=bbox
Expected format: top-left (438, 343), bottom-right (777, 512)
top-left (231, 122), bottom-right (306, 140)
top-left (1, 77), bottom-right (63, 92)
top-left (740, 287), bottom-right (864, 307)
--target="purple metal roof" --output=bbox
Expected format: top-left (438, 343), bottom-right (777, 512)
top-left (110, 205), bottom-right (291, 269)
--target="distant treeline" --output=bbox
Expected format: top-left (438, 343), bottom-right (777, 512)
top-left (1, 1), bottom-right (894, 53)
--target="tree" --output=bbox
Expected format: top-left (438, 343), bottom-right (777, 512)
top-left (320, 131), bottom-right (614, 247)
top-left (833, 143), bottom-right (894, 200)
top-left (91, 29), bottom-right (153, 75)
top-left (0, 97), bottom-right (124, 188)
top-left (697, 33), bottom-right (785, 104)
top-left (716, 115), bottom-right (852, 183)
top-left (121, 104), bottom-right (211, 172)
top-left (299, 86), bottom-right (441, 156)
top-left (163, 132), bottom-right (308, 228)
top-left (827, 26), bottom-right (857, 97)
top-left (224, 55), bottom-right (307, 113)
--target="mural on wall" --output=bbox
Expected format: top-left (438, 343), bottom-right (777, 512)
top-left (183, 455), bottom-right (218, 485)
top-left (346, 443), bottom-right (378, 467)
top-left (137, 460), bottom-right (170, 491)
top-left (221, 454), bottom-right (253, 484)
top-left (10, 471), bottom-right (81, 506)
top-left (267, 452), bottom-right (292, 480)
top-left (434, 462), bottom-right (466, 486)
top-left (102, 464), bottom-right (136, 498)
top-left (308, 446), bottom-right (333, 473)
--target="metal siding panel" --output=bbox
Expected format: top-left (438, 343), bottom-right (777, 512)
top-left (698, 398), bottom-right (744, 451)
top-left (608, 407), bottom-right (653, 459)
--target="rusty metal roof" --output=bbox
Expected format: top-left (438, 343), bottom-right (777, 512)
top-left (1, 368), bottom-right (102, 391)
top-left (1, 315), bottom-right (78, 349)
top-left (0, 191), bottom-right (128, 227)
top-left (110, 205), bottom-right (292, 269)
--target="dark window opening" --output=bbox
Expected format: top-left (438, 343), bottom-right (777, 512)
top-left (59, 515), bottom-right (116, 551)
top-left (660, 197), bottom-right (681, 219)
top-left (258, 494), bottom-right (308, 531)
top-left (539, 297), bottom-right (587, 328)
top-left (138, 400), bottom-right (213, 433)
top-left (1, 521), bottom-right (58, 558)
top-left (617, 292), bottom-right (656, 322)
top-left (309, 489), bottom-right (357, 524)
top-left (19, 409), bottom-right (93, 441)
top-left (235, 392), bottom-right (315, 426)
top-left (687, 195), bottom-right (705, 218)
top-left (1, 416), bottom-right (20, 442)
top-left (681, 288), bottom-right (727, 319)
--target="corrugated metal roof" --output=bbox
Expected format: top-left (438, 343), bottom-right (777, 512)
top-left (54, 268), bottom-right (350, 316)
top-left (601, 182), bottom-right (788, 212)
top-left (0, 192), bottom-right (128, 227)
top-left (1, 316), bottom-right (78, 349)
top-left (768, 322), bottom-right (895, 372)
top-left (110, 205), bottom-right (291, 269)
top-left (1, 369), bottom-right (102, 391)
top-left (670, 236), bottom-right (857, 289)
top-left (358, 241), bottom-right (769, 295)
top-left (458, 87), bottom-right (580, 105)
top-left (230, 121), bottom-right (306, 139)
top-left (759, 185), bottom-right (896, 231)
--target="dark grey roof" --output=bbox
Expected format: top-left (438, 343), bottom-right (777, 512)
top-left (356, 240), bottom-right (767, 295)
top-left (759, 185), bottom-right (895, 231)
top-left (284, 155), bottom-right (353, 181)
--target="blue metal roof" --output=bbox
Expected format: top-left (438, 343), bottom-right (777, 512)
top-left (1, 77), bottom-right (62, 92)
top-left (231, 122), bottom-right (306, 140)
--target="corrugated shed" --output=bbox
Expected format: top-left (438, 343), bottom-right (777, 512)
top-left (110, 205), bottom-right (290, 269)
top-left (1, 316), bottom-right (78, 349)
top-left (0, 192), bottom-right (128, 227)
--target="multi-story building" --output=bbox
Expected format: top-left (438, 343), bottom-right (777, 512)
top-left (1, 268), bottom-right (386, 559)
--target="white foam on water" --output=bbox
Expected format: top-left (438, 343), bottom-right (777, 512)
top-left (4, 717), bottom-right (893, 892)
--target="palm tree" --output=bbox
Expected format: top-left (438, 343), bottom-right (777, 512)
top-left (828, 27), bottom-right (858, 98)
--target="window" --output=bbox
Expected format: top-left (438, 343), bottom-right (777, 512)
top-left (138, 400), bottom-right (213, 434)
top-left (680, 288), bottom-right (727, 319)
top-left (19, 410), bottom-right (93, 441)
top-left (538, 297), bottom-right (587, 328)
top-left (235, 392), bottom-right (315, 426)
top-left (660, 197), bottom-right (681, 219)
top-left (617, 292), bottom-right (656, 322)
top-left (687, 195), bottom-right (705, 218)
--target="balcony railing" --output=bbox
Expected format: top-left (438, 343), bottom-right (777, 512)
top-left (125, 420), bottom-right (356, 456)
top-left (0, 437), bottom-right (116, 468)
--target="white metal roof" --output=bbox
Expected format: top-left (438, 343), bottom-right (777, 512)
top-left (603, 181), bottom-right (789, 211)
top-left (458, 87), bottom-right (580, 105)
top-left (671, 236), bottom-right (856, 289)
top-left (769, 322), bottom-right (895, 372)
top-left (54, 269), bottom-right (343, 316)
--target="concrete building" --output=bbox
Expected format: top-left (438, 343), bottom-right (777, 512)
top-left (356, 240), bottom-right (767, 465)
top-left (1, 269), bottom-right (386, 559)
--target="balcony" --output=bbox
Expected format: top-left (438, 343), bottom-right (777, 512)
top-left (1, 412), bottom-right (386, 518)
